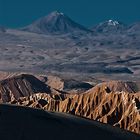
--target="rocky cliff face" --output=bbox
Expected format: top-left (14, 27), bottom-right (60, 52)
top-left (0, 74), bottom-right (51, 102)
top-left (38, 75), bottom-right (93, 94)
top-left (3, 79), bottom-right (138, 134)
top-left (0, 74), bottom-right (139, 134)
top-left (9, 91), bottom-right (140, 134)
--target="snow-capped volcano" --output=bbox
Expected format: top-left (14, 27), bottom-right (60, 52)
top-left (92, 20), bottom-right (126, 33)
top-left (107, 20), bottom-right (119, 26)
top-left (22, 11), bottom-right (91, 34)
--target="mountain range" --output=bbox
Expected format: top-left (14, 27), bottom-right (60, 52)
top-left (0, 11), bottom-right (139, 82)
top-left (19, 11), bottom-right (140, 35)
top-left (0, 11), bottom-right (139, 35)
top-left (0, 11), bottom-right (140, 139)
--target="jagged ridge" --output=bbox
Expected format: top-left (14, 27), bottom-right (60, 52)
top-left (0, 74), bottom-right (139, 134)
top-left (0, 74), bottom-right (51, 102)
top-left (4, 77), bottom-right (139, 134)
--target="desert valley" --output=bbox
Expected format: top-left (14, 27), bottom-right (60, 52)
top-left (0, 11), bottom-right (140, 140)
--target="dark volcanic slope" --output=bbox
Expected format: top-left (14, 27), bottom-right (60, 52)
top-left (22, 11), bottom-right (91, 34)
top-left (0, 74), bottom-right (50, 102)
top-left (0, 104), bottom-right (139, 140)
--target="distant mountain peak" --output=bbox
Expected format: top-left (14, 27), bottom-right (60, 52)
top-left (107, 19), bottom-right (120, 26)
top-left (46, 11), bottom-right (65, 19)
top-left (92, 19), bottom-right (126, 33)
top-left (52, 11), bottom-right (64, 16)
top-left (21, 11), bottom-right (91, 34)
top-left (99, 19), bottom-right (123, 27)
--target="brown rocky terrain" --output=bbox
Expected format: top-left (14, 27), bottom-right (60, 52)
top-left (0, 74), bottom-right (51, 102)
top-left (38, 75), bottom-right (93, 94)
top-left (8, 90), bottom-right (140, 134)
top-left (0, 74), bottom-right (139, 135)
top-left (0, 10), bottom-right (140, 139)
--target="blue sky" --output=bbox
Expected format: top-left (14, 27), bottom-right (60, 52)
top-left (0, 0), bottom-right (140, 28)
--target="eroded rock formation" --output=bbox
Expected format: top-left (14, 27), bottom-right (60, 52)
top-left (0, 74), bottom-right (51, 102)
top-left (8, 84), bottom-right (140, 134)
top-left (0, 74), bottom-right (139, 134)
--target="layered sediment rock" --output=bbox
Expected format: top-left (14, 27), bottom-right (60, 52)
top-left (0, 74), bottom-right (51, 102)
top-left (8, 85), bottom-right (140, 134)
top-left (0, 74), bottom-right (139, 134)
